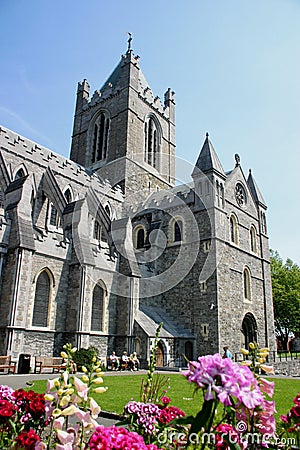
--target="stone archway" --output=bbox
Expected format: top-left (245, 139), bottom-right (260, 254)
top-left (242, 313), bottom-right (258, 349)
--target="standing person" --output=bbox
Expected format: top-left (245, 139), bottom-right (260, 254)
top-left (222, 346), bottom-right (233, 359)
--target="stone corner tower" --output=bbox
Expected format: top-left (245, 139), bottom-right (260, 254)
top-left (70, 41), bottom-right (176, 198)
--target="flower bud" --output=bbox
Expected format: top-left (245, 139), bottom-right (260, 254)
top-left (93, 387), bottom-right (108, 394)
top-left (82, 366), bottom-right (87, 373)
top-left (249, 343), bottom-right (255, 349)
top-left (93, 377), bottom-right (103, 384)
top-left (240, 348), bottom-right (249, 355)
top-left (60, 395), bottom-right (71, 407)
top-left (81, 375), bottom-right (89, 383)
top-left (60, 351), bottom-right (68, 359)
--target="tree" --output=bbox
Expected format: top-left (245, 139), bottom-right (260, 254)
top-left (270, 250), bottom-right (300, 350)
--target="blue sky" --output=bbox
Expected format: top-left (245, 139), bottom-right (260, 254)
top-left (0, 0), bottom-right (299, 263)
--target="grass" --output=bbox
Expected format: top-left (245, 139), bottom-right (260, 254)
top-left (28, 373), bottom-right (299, 421)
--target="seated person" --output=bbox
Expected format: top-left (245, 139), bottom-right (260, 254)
top-left (109, 351), bottom-right (119, 370)
top-left (130, 352), bottom-right (140, 370)
top-left (121, 351), bottom-right (130, 369)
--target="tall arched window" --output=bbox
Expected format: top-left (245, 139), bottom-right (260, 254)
top-left (250, 226), bottom-right (257, 253)
top-left (230, 215), bottom-right (238, 244)
top-left (136, 228), bottom-right (145, 249)
top-left (94, 220), bottom-right (101, 241)
top-left (144, 116), bottom-right (160, 169)
top-left (32, 270), bottom-right (51, 327)
top-left (49, 203), bottom-right (60, 228)
top-left (91, 112), bottom-right (110, 163)
top-left (133, 225), bottom-right (146, 249)
top-left (91, 283), bottom-right (105, 331)
top-left (243, 268), bottom-right (251, 301)
top-left (174, 220), bottom-right (182, 242)
top-left (0, 190), bottom-right (4, 210)
top-left (261, 212), bottom-right (267, 234)
top-left (64, 188), bottom-right (72, 204)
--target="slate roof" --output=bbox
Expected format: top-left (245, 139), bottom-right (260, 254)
top-left (136, 306), bottom-right (194, 338)
top-left (247, 169), bottom-right (266, 207)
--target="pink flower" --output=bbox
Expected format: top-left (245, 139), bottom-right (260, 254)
top-left (89, 425), bottom-right (161, 449)
top-left (73, 376), bottom-right (89, 401)
top-left (259, 378), bottom-right (274, 398)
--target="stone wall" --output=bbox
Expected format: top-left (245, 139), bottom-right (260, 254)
top-left (273, 360), bottom-right (300, 377)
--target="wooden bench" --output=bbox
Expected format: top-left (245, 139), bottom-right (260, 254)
top-left (34, 357), bottom-right (64, 374)
top-left (0, 355), bottom-right (16, 374)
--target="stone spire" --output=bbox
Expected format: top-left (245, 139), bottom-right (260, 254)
top-left (192, 133), bottom-right (226, 178)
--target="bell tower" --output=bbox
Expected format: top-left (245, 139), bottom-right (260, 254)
top-left (70, 37), bottom-right (176, 197)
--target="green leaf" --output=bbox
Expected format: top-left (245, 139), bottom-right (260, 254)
top-left (190, 399), bottom-right (215, 434)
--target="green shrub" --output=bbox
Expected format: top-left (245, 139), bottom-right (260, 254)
top-left (73, 346), bottom-right (99, 371)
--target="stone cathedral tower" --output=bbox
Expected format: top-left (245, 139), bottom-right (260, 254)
top-left (70, 42), bottom-right (176, 199)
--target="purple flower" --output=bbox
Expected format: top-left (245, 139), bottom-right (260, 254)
top-left (183, 353), bottom-right (264, 409)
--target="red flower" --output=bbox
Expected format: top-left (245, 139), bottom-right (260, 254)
top-left (15, 429), bottom-right (40, 450)
top-left (0, 399), bottom-right (16, 418)
top-left (13, 389), bottom-right (46, 417)
top-left (293, 393), bottom-right (300, 406)
top-left (158, 405), bottom-right (185, 424)
top-left (161, 396), bottom-right (171, 405)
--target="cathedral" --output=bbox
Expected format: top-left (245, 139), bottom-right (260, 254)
top-left (0, 42), bottom-right (275, 367)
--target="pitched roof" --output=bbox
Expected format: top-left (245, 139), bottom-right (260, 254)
top-left (136, 306), bottom-right (194, 338)
top-left (192, 134), bottom-right (226, 178)
top-left (247, 169), bottom-right (266, 207)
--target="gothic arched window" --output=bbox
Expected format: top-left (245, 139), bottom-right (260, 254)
top-left (32, 270), bottom-right (51, 327)
top-left (64, 188), bottom-right (72, 204)
top-left (49, 203), bottom-right (60, 228)
top-left (174, 220), bottom-right (182, 242)
top-left (133, 225), bottom-right (146, 249)
top-left (250, 226), bottom-right (257, 253)
top-left (137, 228), bottom-right (145, 249)
top-left (0, 190), bottom-right (4, 210)
top-left (230, 215), bottom-right (238, 245)
top-left (94, 220), bottom-right (101, 241)
top-left (91, 283), bottom-right (105, 331)
top-left (243, 268), bottom-right (251, 301)
top-left (91, 112), bottom-right (110, 163)
top-left (144, 116), bottom-right (160, 169)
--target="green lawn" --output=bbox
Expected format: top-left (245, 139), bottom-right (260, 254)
top-left (28, 373), bottom-right (299, 421)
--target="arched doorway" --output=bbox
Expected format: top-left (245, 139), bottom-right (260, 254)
top-left (184, 341), bottom-right (193, 361)
top-left (155, 341), bottom-right (164, 367)
top-left (242, 313), bottom-right (257, 349)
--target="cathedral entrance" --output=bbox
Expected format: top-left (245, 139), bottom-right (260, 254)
top-left (155, 342), bottom-right (164, 367)
top-left (242, 313), bottom-right (257, 349)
